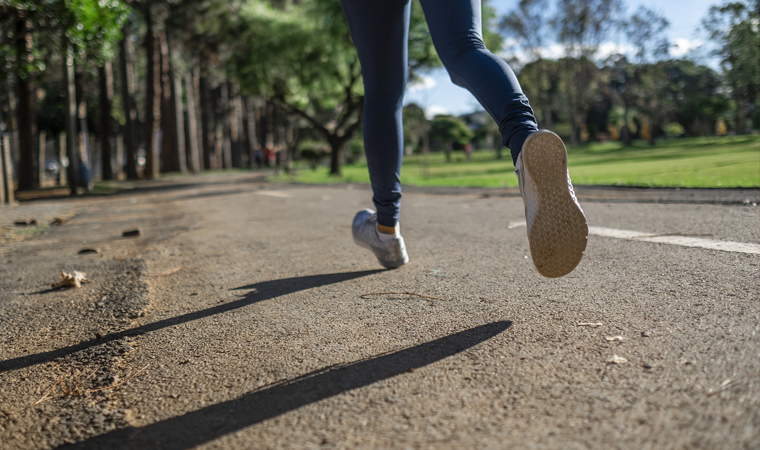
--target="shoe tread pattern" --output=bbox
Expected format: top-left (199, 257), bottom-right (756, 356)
top-left (522, 132), bottom-right (588, 278)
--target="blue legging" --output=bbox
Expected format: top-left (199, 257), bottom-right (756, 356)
top-left (341, 0), bottom-right (538, 227)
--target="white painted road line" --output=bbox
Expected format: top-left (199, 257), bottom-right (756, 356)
top-left (507, 221), bottom-right (760, 255)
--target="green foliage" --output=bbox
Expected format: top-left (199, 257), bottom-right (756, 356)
top-left (517, 58), bottom-right (561, 125)
top-left (64, 0), bottom-right (130, 65)
top-left (0, 0), bottom-right (128, 79)
top-left (429, 115), bottom-right (474, 149)
top-left (402, 103), bottom-right (429, 151)
top-left (703, 1), bottom-right (760, 131)
top-left (665, 122), bottom-right (685, 137)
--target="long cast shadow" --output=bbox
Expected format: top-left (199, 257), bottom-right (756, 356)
top-left (63, 321), bottom-right (511, 450)
top-left (0, 270), bottom-right (382, 374)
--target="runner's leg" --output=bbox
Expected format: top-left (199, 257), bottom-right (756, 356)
top-left (340, 0), bottom-right (410, 228)
top-left (419, 0), bottom-right (539, 162)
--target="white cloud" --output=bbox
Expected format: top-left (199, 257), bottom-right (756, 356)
top-left (596, 42), bottom-right (635, 59)
top-left (407, 75), bottom-right (437, 93)
top-left (671, 38), bottom-right (703, 57)
top-left (425, 105), bottom-right (450, 119)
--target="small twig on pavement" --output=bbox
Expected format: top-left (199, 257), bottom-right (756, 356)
top-left (360, 292), bottom-right (445, 301)
top-left (34, 375), bottom-right (65, 406)
top-left (32, 364), bottom-right (150, 405)
top-left (81, 364), bottom-right (150, 394)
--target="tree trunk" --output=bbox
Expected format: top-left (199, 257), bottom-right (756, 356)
top-left (119, 30), bottom-right (139, 179)
top-left (38, 131), bottom-right (46, 187)
top-left (214, 122), bottom-right (224, 170)
top-left (184, 71), bottom-right (201, 173)
top-left (115, 134), bottom-right (124, 179)
top-left (199, 73), bottom-right (213, 170)
top-left (16, 16), bottom-right (37, 190)
top-left (243, 97), bottom-right (258, 168)
top-left (63, 40), bottom-right (78, 195)
top-left (621, 102), bottom-right (632, 146)
top-left (1, 135), bottom-right (13, 203)
top-left (159, 30), bottom-right (180, 173)
top-left (6, 80), bottom-right (20, 174)
top-left (75, 72), bottom-right (91, 189)
top-left (173, 74), bottom-right (188, 174)
top-left (58, 132), bottom-right (66, 185)
top-left (213, 87), bottom-right (223, 170)
top-left (328, 136), bottom-right (347, 176)
top-left (284, 121), bottom-right (299, 172)
top-left (261, 102), bottom-right (271, 150)
top-left (144, 16), bottom-right (161, 179)
top-left (99, 63), bottom-right (114, 180)
top-left (0, 136), bottom-right (6, 204)
top-left (570, 114), bottom-right (582, 146)
top-left (230, 83), bottom-right (243, 168)
top-left (220, 82), bottom-right (232, 169)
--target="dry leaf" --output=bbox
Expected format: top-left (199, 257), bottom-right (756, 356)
top-left (145, 268), bottom-right (181, 278)
top-left (607, 354), bottom-right (627, 364)
top-left (605, 336), bottom-right (624, 341)
top-left (52, 271), bottom-right (89, 289)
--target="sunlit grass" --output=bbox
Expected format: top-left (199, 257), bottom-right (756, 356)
top-left (277, 135), bottom-right (760, 188)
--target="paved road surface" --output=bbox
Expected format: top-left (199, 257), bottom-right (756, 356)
top-left (1, 175), bottom-right (758, 449)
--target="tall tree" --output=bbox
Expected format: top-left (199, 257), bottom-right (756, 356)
top-left (14, 14), bottom-right (37, 189)
top-left (554, 0), bottom-right (624, 144)
top-left (99, 62), bottom-right (114, 179)
top-left (501, 0), bottom-right (557, 130)
top-left (119, 25), bottom-right (140, 179)
top-left (703, 1), bottom-right (760, 133)
top-left (142, 5), bottom-right (161, 179)
top-left (230, 0), bottom-right (443, 175)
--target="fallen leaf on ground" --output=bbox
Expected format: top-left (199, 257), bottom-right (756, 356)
top-left (145, 267), bottom-right (181, 278)
top-left (52, 271), bottom-right (89, 289)
top-left (707, 378), bottom-right (734, 396)
top-left (607, 354), bottom-right (628, 364)
top-left (605, 335), bottom-right (624, 341)
top-left (577, 322), bottom-right (603, 327)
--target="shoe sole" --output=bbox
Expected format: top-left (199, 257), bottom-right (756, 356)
top-left (352, 237), bottom-right (409, 269)
top-left (522, 131), bottom-right (588, 278)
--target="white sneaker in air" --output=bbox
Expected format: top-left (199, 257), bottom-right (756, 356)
top-left (515, 130), bottom-right (588, 278)
top-left (352, 209), bottom-right (409, 269)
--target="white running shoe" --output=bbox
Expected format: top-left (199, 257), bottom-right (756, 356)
top-left (515, 130), bottom-right (588, 278)
top-left (352, 209), bottom-right (409, 269)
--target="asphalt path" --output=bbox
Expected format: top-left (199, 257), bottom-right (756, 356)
top-left (0, 175), bottom-right (758, 449)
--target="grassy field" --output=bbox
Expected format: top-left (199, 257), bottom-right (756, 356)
top-left (277, 135), bottom-right (760, 188)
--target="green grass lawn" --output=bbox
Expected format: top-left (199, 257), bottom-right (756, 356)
top-left (277, 135), bottom-right (760, 188)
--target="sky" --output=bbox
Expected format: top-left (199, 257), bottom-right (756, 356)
top-left (403, 0), bottom-right (722, 118)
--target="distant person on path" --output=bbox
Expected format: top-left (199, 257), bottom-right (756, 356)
top-left (345, 0), bottom-right (588, 278)
top-left (263, 142), bottom-right (276, 168)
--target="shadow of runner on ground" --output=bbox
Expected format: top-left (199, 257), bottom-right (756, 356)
top-left (62, 321), bottom-right (512, 450)
top-left (0, 270), bottom-right (383, 374)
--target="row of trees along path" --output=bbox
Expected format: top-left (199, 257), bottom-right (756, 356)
top-left (1, 0), bottom-right (757, 194)
top-left (0, 0), bottom-right (463, 193)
